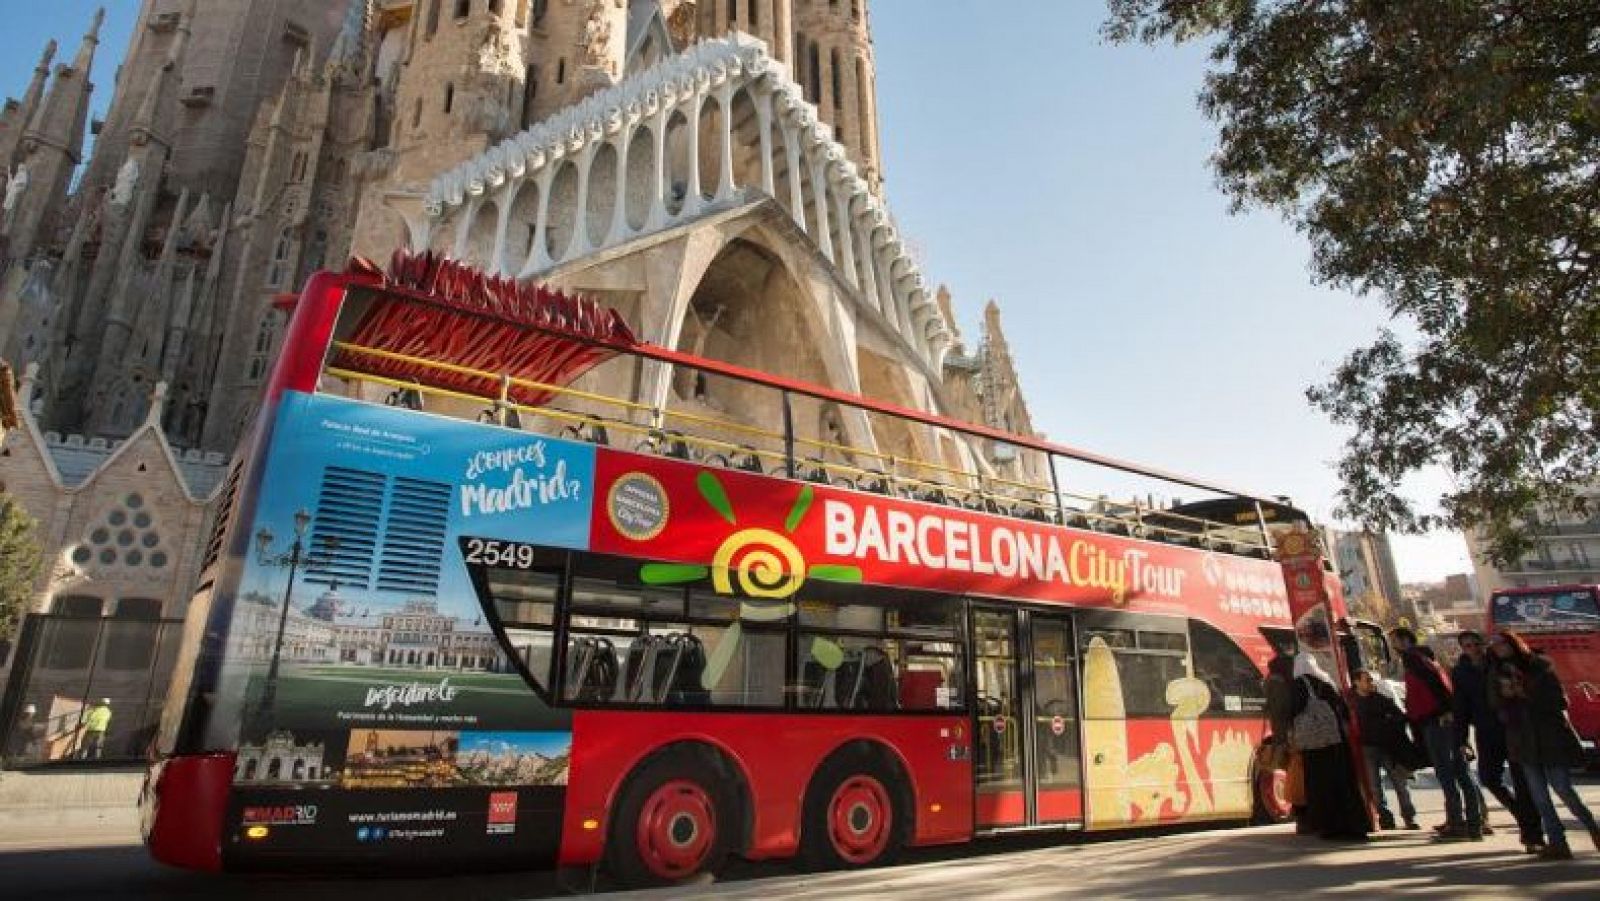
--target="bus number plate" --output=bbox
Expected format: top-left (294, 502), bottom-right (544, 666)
top-left (462, 538), bottom-right (542, 569)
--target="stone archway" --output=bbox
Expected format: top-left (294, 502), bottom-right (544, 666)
top-left (663, 236), bottom-right (858, 465)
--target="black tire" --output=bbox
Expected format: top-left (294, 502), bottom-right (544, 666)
top-left (1251, 747), bottom-right (1292, 825)
top-left (605, 748), bottom-right (733, 888)
top-left (799, 746), bottom-right (909, 871)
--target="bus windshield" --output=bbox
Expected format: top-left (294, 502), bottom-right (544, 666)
top-left (1491, 588), bottom-right (1600, 629)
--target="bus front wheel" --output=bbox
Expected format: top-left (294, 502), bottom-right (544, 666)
top-left (799, 748), bottom-right (908, 871)
top-left (607, 749), bottom-right (732, 887)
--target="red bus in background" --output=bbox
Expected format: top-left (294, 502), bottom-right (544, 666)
top-left (1487, 585), bottom-right (1600, 761)
top-left (140, 254), bottom-right (1316, 886)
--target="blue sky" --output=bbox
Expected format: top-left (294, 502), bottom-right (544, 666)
top-left (0, 3), bottom-right (1472, 581)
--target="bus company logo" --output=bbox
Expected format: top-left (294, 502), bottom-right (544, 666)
top-left (823, 500), bottom-right (1187, 604)
top-left (242, 804), bottom-right (318, 826)
top-left (364, 677), bottom-right (460, 710)
top-left (633, 473), bottom-right (862, 607)
top-left (486, 791), bottom-right (518, 835)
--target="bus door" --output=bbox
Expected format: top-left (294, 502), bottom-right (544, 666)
top-left (972, 607), bottom-right (1083, 830)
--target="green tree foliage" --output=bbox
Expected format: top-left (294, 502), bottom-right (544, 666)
top-left (1104, 1), bottom-right (1600, 563)
top-left (0, 489), bottom-right (43, 643)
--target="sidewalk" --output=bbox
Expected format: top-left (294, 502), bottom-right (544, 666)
top-left (0, 767), bottom-right (144, 839)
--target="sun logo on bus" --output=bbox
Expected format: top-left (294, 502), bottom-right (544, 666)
top-left (638, 472), bottom-right (861, 609)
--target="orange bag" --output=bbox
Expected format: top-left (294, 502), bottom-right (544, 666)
top-left (1285, 751), bottom-right (1307, 807)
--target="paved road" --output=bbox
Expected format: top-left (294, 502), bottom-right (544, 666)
top-left (4, 779), bottom-right (1598, 900)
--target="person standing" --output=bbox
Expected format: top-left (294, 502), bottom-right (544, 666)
top-left (1392, 627), bottom-right (1483, 841)
top-left (7, 704), bottom-right (44, 763)
top-left (1289, 653), bottom-right (1370, 841)
top-left (1453, 630), bottom-right (1543, 852)
top-left (1262, 651), bottom-right (1304, 830)
top-left (80, 698), bottom-right (112, 760)
top-left (1489, 630), bottom-right (1599, 860)
top-left (1352, 669), bottom-right (1419, 830)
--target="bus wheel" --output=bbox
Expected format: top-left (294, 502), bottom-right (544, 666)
top-left (607, 750), bottom-right (730, 887)
top-left (800, 750), bottom-right (907, 871)
top-left (1252, 762), bottom-right (1291, 824)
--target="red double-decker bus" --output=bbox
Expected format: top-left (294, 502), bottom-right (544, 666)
top-left (142, 255), bottom-right (1313, 884)
top-left (1487, 584), bottom-right (1600, 761)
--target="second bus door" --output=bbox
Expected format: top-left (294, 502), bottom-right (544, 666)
top-left (973, 607), bottom-right (1084, 829)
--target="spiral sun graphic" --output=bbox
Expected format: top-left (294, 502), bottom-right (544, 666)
top-left (638, 472), bottom-right (862, 598)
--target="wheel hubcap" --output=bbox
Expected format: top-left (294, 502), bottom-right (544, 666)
top-left (636, 779), bottom-right (716, 880)
top-left (828, 775), bottom-right (892, 864)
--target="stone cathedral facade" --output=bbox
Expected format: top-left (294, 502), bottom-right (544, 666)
top-left (0, 1), bottom-right (1039, 696)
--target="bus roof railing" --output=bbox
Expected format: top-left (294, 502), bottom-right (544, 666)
top-left (307, 255), bottom-right (1296, 557)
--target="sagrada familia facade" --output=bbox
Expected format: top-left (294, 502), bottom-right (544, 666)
top-left (0, 1), bottom-right (1038, 728)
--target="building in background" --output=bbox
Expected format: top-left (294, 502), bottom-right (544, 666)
top-left (1321, 526), bottom-right (1409, 625)
top-left (0, 1), bottom-right (1047, 759)
top-left (1466, 486), bottom-right (1600, 593)
top-left (1408, 573), bottom-right (1484, 641)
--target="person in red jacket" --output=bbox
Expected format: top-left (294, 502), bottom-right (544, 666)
top-left (1392, 627), bottom-right (1483, 840)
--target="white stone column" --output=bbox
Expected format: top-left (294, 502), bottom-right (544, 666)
top-left (683, 92), bottom-right (705, 218)
top-left (488, 181), bottom-right (519, 275)
top-left (452, 197), bottom-right (482, 259)
top-left (605, 129), bottom-right (633, 247)
top-left (782, 122), bottom-right (805, 230)
top-left (855, 213), bottom-right (881, 314)
top-left (519, 166), bottom-right (557, 277)
top-left (563, 142), bottom-right (598, 261)
top-left (831, 180), bottom-right (856, 288)
top-left (756, 88), bottom-right (775, 196)
top-left (714, 83), bottom-right (736, 202)
top-left (647, 109), bottom-right (669, 230)
top-left (810, 155), bottom-right (833, 262)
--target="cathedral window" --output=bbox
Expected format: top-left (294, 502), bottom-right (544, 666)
top-left (749, 0), bottom-right (758, 28)
top-left (726, 0), bottom-right (737, 26)
top-left (852, 0), bottom-right (861, 22)
top-left (532, 0), bottom-right (548, 27)
top-left (489, 0), bottom-right (502, 15)
top-left (444, 83), bottom-right (455, 114)
top-left (455, 0), bottom-right (471, 19)
top-left (831, 48), bottom-right (844, 119)
top-left (413, 97), bottom-right (423, 129)
top-left (426, 0), bottom-right (441, 38)
top-left (266, 229), bottom-right (293, 289)
top-left (521, 65), bottom-right (539, 128)
top-left (557, 59), bottom-right (566, 85)
top-left (246, 314), bottom-right (280, 384)
top-left (806, 42), bottom-right (820, 103)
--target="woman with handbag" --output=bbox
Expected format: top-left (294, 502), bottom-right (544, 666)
top-left (1489, 630), bottom-right (1599, 860)
top-left (1290, 653), bottom-right (1371, 841)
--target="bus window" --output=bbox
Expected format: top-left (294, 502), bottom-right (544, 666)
top-left (1188, 620), bottom-right (1266, 715)
top-left (794, 588), bottom-right (965, 712)
top-left (1081, 622), bottom-right (1190, 717)
top-left (472, 554), bottom-right (563, 695)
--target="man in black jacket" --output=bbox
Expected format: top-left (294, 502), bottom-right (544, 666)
top-left (1353, 669), bottom-right (1418, 830)
top-left (1454, 630), bottom-right (1544, 851)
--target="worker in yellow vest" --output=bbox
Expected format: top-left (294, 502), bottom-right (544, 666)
top-left (80, 699), bottom-right (112, 760)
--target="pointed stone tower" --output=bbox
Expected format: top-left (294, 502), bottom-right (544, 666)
top-left (0, 40), bottom-right (59, 171)
top-left (791, 0), bottom-right (882, 190)
top-left (2, 12), bottom-right (103, 260)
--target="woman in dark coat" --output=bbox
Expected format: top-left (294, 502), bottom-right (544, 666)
top-left (1490, 630), bottom-right (1599, 860)
top-left (1290, 653), bottom-right (1370, 841)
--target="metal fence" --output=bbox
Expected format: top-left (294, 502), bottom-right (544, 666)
top-left (0, 614), bottom-right (184, 767)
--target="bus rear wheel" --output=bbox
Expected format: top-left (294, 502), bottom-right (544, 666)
top-left (1252, 759), bottom-right (1292, 824)
top-left (607, 750), bottom-right (731, 887)
top-left (800, 750), bottom-right (907, 871)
